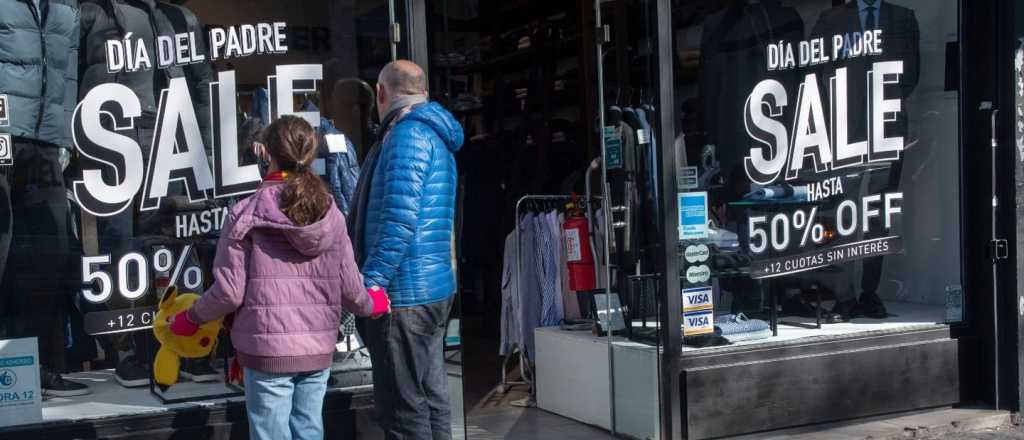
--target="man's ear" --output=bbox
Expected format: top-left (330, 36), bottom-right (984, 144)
top-left (159, 285), bottom-right (178, 311)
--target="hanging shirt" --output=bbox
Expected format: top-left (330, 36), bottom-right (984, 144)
top-left (545, 210), bottom-right (565, 324)
top-left (519, 213), bottom-right (543, 360)
top-left (500, 231), bottom-right (522, 355)
top-left (858, 0), bottom-right (881, 31)
top-left (535, 213), bottom-right (560, 327)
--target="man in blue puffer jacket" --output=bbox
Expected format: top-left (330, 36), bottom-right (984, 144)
top-left (352, 60), bottom-right (463, 440)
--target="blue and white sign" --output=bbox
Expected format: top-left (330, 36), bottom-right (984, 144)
top-left (679, 192), bottom-right (708, 240)
top-left (0, 338), bottom-right (42, 428)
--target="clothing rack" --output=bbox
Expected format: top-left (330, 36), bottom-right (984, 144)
top-left (498, 194), bottom-right (602, 398)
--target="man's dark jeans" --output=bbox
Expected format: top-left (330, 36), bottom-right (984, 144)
top-left (365, 296), bottom-right (454, 440)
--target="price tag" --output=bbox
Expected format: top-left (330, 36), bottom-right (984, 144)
top-left (0, 338), bottom-right (42, 428)
top-left (324, 133), bottom-right (347, 153)
top-left (0, 95), bottom-right (8, 127)
top-left (636, 129), bottom-right (649, 145)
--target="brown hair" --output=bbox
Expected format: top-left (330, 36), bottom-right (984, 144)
top-left (263, 116), bottom-right (332, 226)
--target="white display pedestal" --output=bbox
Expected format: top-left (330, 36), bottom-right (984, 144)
top-left (534, 327), bottom-right (660, 439)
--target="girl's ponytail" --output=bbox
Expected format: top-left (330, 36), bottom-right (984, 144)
top-left (263, 116), bottom-right (332, 226)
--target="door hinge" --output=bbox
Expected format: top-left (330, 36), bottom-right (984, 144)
top-left (989, 238), bottom-right (1009, 261)
top-left (597, 25), bottom-right (611, 45)
top-left (390, 23), bottom-right (402, 44)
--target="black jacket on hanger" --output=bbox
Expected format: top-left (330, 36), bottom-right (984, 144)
top-left (698, 1), bottom-right (804, 180)
top-left (80, 0), bottom-right (213, 145)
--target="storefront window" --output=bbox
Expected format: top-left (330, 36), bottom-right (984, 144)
top-left (672, 0), bottom-right (962, 350)
top-left (0, 0), bottom-right (466, 434)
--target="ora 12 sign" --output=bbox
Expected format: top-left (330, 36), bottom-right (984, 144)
top-left (71, 64), bottom-right (323, 217)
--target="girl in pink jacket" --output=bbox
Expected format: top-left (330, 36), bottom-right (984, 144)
top-left (169, 115), bottom-right (389, 440)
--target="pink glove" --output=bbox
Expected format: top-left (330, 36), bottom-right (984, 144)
top-left (169, 311), bottom-right (200, 336)
top-left (368, 286), bottom-right (391, 317)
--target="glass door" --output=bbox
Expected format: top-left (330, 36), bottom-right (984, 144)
top-left (595, 1), bottom-right (673, 439)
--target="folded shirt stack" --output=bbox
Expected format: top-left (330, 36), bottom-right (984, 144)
top-left (743, 183), bottom-right (809, 202)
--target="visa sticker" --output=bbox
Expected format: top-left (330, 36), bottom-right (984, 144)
top-left (682, 286), bottom-right (713, 312)
top-left (682, 310), bottom-right (714, 336)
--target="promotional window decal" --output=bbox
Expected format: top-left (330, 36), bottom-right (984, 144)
top-left (741, 25), bottom-right (912, 279)
top-left (678, 192), bottom-right (708, 240)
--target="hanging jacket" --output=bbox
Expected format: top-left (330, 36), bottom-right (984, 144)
top-left (360, 102), bottom-right (465, 307)
top-left (79, 0), bottom-right (212, 145)
top-left (0, 0), bottom-right (79, 148)
top-left (319, 118), bottom-right (361, 215)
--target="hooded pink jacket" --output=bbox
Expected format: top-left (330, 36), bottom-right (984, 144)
top-left (188, 182), bottom-right (374, 373)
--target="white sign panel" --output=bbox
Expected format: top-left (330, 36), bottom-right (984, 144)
top-left (0, 338), bottom-right (42, 428)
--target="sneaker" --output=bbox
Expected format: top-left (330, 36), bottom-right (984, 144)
top-left (41, 370), bottom-right (91, 397)
top-left (115, 356), bottom-right (149, 388)
top-left (828, 299), bottom-right (859, 323)
top-left (180, 360), bottom-right (220, 382)
top-left (181, 359), bottom-right (220, 383)
top-left (858, 291), bottom-right (888, 319)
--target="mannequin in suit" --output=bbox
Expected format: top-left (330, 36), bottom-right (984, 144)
top-left (811, 0), bottom-right (920, 320)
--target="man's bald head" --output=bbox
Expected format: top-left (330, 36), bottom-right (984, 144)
top-left (376, 60), bottom-right (428, 119)
top-left (378, 60), bottom-right (427, 96)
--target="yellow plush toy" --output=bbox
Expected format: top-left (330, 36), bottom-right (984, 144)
top-left (152, 285), bottom-right (223, 388)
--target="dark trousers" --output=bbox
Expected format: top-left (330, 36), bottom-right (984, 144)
top-left (0, 139), bottom-right (71, 371)
top-left (364, 297), bottom-right (454, 440)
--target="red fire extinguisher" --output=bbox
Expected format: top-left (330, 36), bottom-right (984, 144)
top-left (563, 197), bottom-right (596, 291)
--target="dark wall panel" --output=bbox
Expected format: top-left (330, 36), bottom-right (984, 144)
top-left (684, 338), bottom-right (960, 439)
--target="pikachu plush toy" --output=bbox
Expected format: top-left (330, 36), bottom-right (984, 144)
top-left (152, 285), bottom-right (223, 389)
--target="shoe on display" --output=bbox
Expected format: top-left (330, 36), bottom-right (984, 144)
top-left (858, 291), bottom-right (888, 319)
top-left (181, 358), bottom-right (220, 383)
top-left (114, 356), bottom-right (150, 388)
top-left (41, 370), bottom-right (91, 397)
top-left (829, 299), bottom-right (859, 322)
top-left (781, 295), bottom-right (817, 318)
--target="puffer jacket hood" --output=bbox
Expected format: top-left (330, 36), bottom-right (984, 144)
top-left (402, 102), bottom-right (465, 153)
top-left (229, 182), bottom-right (341, 258)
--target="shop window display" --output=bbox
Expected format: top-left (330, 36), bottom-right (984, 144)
top-left (672, 0), bottom-right (962, 349)
top-left (0, 0), bottom-right (397, 431)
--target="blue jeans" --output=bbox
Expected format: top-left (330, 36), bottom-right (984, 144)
top-left (244, 368), bottom-right (330, 440)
